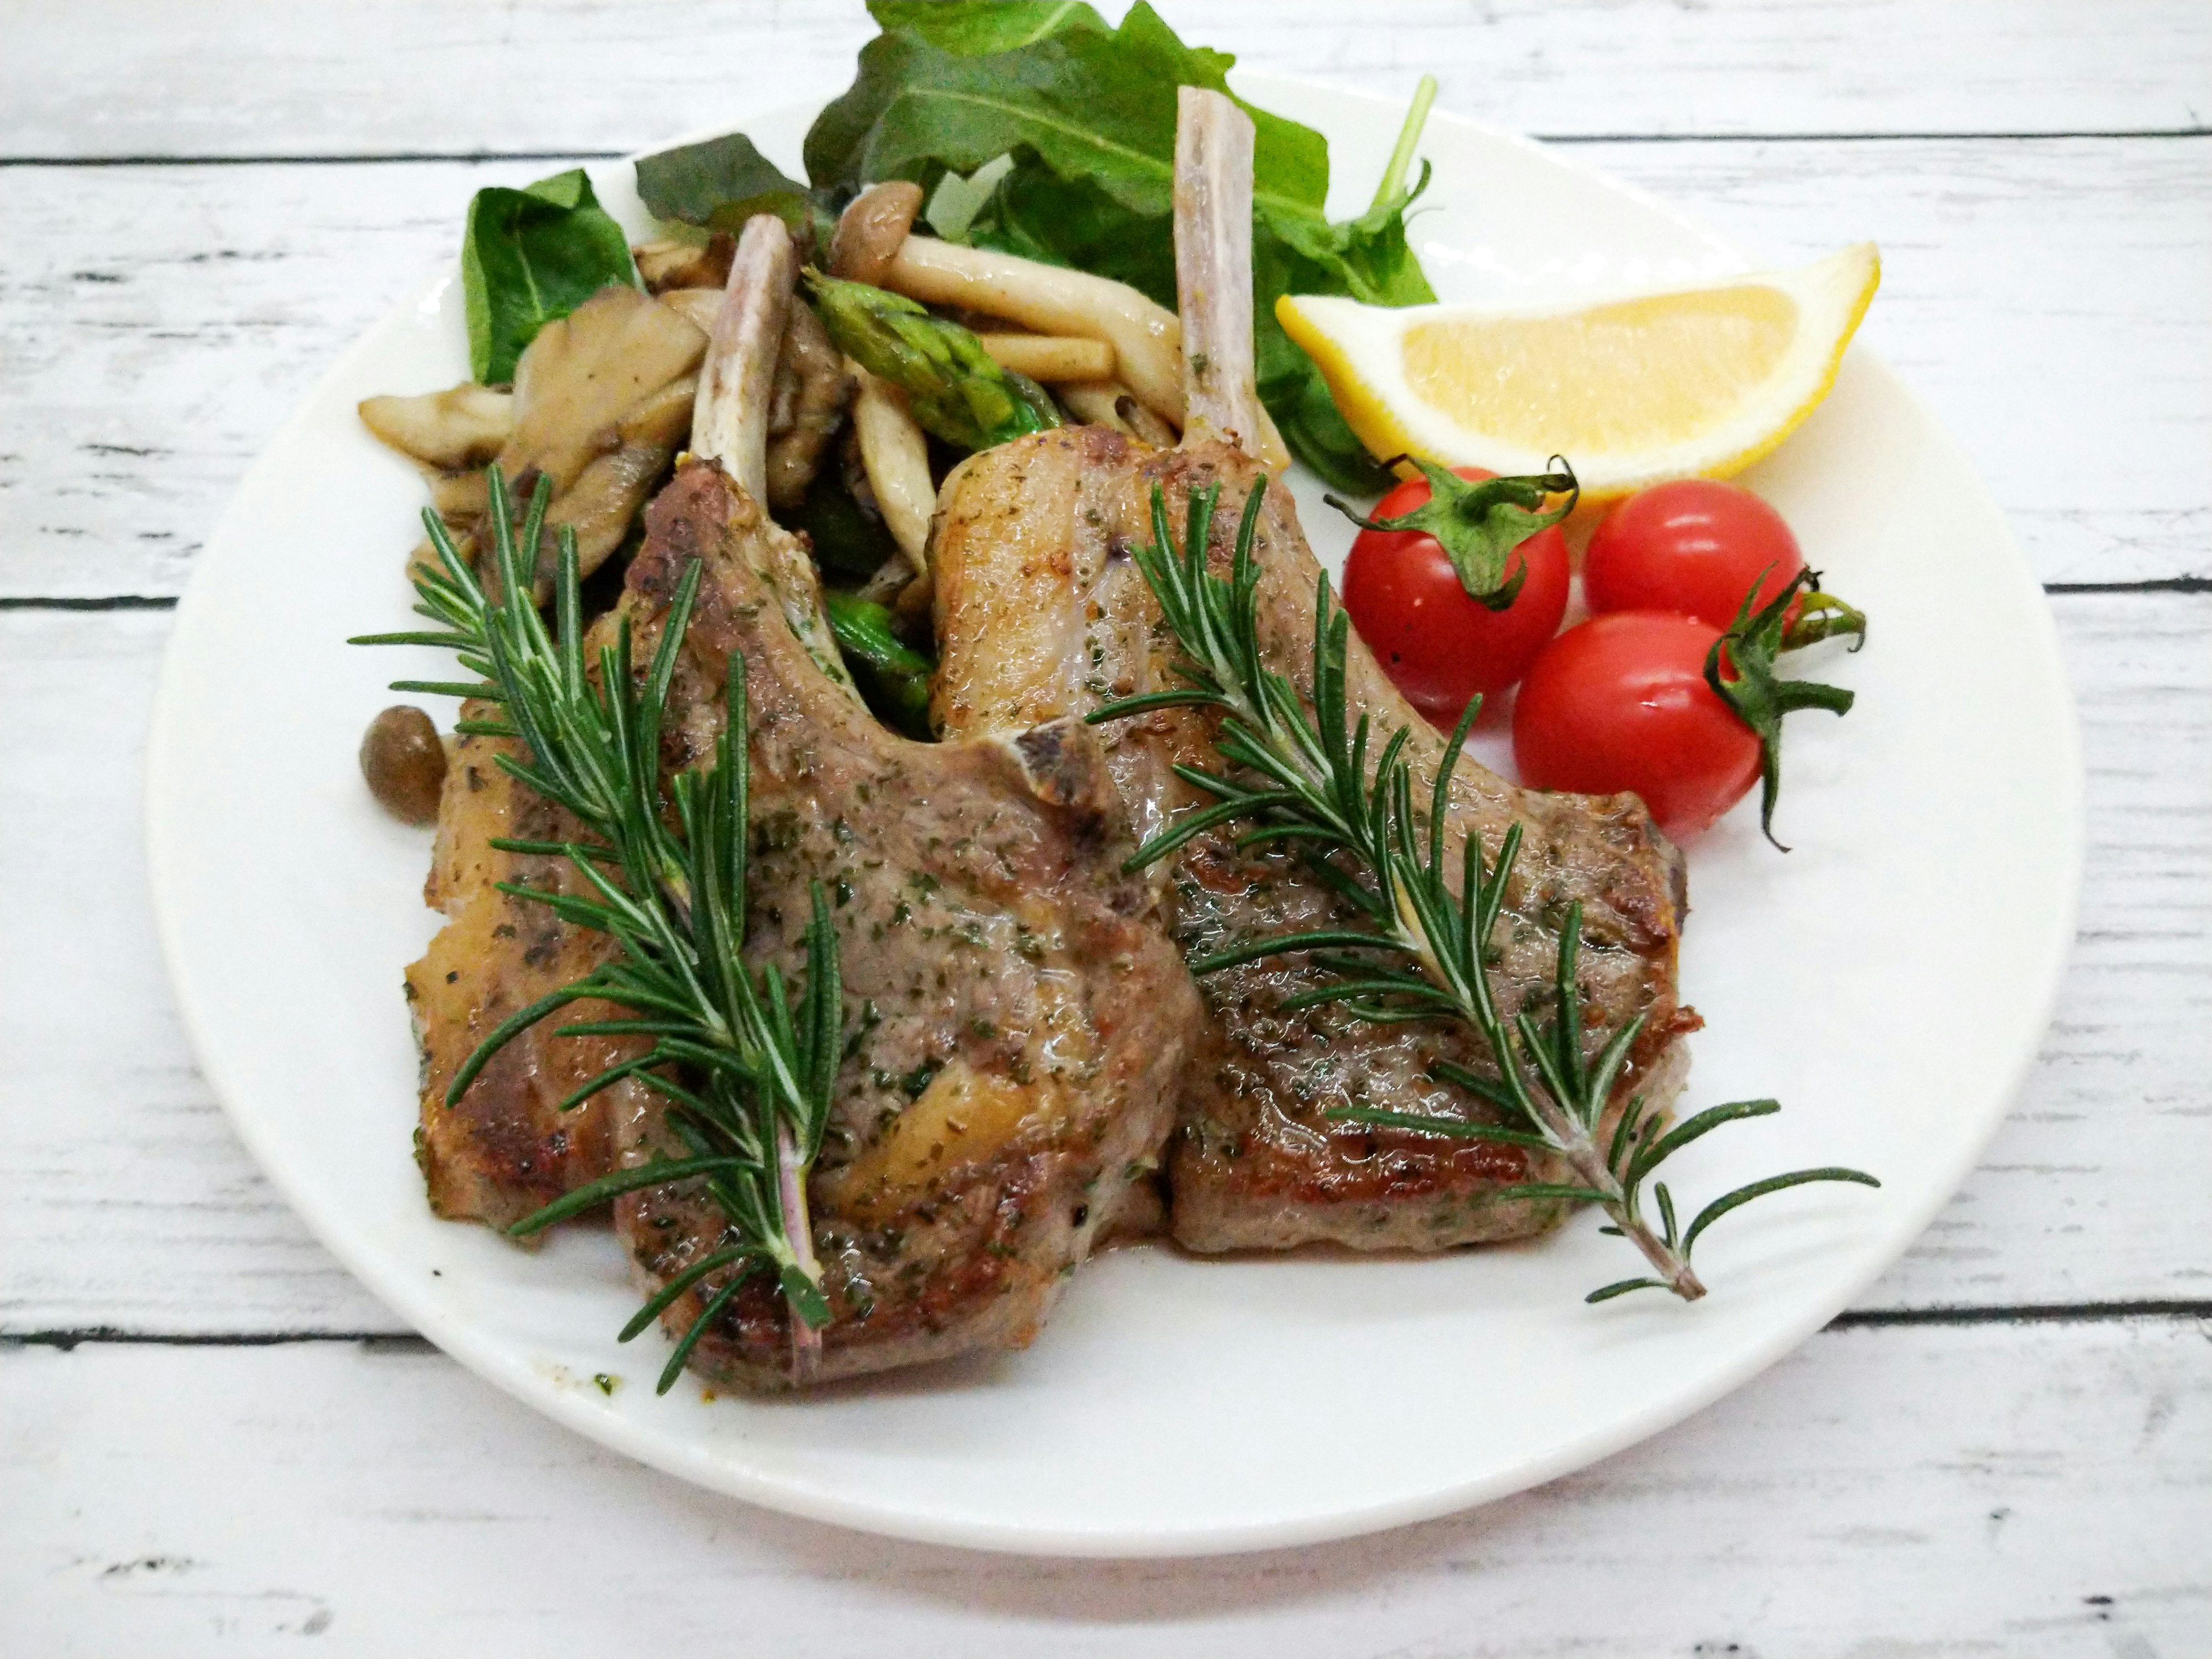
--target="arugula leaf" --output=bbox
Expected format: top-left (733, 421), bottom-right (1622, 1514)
top-left (868, 0), bottom-right (1108, 55)
top-left (461, 169), bottom-right (639, 384)
top-left (634, 131), bottom-right (830, 250)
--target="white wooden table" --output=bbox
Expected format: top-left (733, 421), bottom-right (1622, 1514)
top-left (3, 3), bottom-right (2207, 1651)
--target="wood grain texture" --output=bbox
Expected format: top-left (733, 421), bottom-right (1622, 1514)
top-left (2, 137), bottom-right (2205, 602)
top-left (2, 0), bottom-right (2206, 159)
top-left (5, 1319), bottom-right (2207, 1654)
top-left (3, 594), bottom-right (2204, 1334)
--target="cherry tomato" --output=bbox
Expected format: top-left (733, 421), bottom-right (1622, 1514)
top-left (1342, 467), bottom-right (1570, 726)
top-left (1585, 478), bottom-right (1805, 631)
top-left (1512, 611), bottom-right (1758, 839)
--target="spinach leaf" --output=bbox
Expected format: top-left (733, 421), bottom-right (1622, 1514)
top-left (633, 131), bottom-right (837, 254)
top-left (461, 169), bottom-right (639, 385)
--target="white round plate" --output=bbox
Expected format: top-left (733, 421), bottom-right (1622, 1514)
top-left (147, 75), bottom-right (2081, 1556)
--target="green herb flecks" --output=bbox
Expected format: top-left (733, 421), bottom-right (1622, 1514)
top-left (1707, 566), bottom-right (1866, 851)
top-left (1089, 479), bottom-right (1877, 1303)
top-left (805, 269), bottom-right (1061, 450)
top-left (353, 469), bottom-right (846, 1388)
top-left (461, 169), bottom-right (640, 384)
top-left (1328, 456), bottom-right (1578, 611)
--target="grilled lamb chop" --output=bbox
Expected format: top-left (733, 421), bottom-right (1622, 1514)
top-left (601, 217), bottom-right (1199, 1388)
top-left (931, 89), bottom-right (1698, 1252)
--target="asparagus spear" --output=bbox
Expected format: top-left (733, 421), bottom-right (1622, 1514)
top-left (804, 270), bottom-right (1060, 452)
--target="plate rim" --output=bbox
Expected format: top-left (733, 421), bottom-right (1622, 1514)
top-left (143, 74), bottom-right (2086, 1557)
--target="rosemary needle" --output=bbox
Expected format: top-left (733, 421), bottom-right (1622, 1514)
top-left (354, 468), bottom-right (845, 1387)
top-left (1090, 479), bottom-right (1877, 1302)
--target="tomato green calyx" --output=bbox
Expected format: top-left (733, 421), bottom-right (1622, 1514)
top-left (1707, 566), bottom-right (1859, 851)
top-left (1781, 584), bottom-right (1868, 653)
top-left (1327, 456), bottom-right (1579, 612)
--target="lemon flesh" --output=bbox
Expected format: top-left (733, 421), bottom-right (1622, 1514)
top-left (1277, 243), bottom-right (1877, 498)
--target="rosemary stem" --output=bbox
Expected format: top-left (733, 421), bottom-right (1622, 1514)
top-left (776, 1120), bottom-right (824, 1385)
top-left (1378, 875), bottom-right (1707, 1300)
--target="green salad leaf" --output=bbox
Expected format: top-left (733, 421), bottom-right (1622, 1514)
top-left (631, 2), bottom-right (1434, 489)
top-left (634, 132), bottom-right (833, 253)
top-left (804, 3), bottom-right (1325, 227)
top-left (461, 168), bottom-right (640, 384)
top-left (867, 0), bottom-right (1108, 55)
top-left (801, 0), bottom-right (1429, 491)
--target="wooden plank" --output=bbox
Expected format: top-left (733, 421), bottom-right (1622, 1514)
top-left (2, 138), bottom-right (2203, 602)
top-left (2, 593), bottom-right (2205, 1335)
top-left (2, 0), bottom-right (2206, 158)
top-left (3, 1317), bottom-right (2206, 1650)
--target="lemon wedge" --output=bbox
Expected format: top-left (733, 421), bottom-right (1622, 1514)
top-left (1276, 243), bottom-right (1878, 497)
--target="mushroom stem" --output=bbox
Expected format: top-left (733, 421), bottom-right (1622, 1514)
top-left (691, 214), bottom-right (798, 501)
top-left (848, 362), bottom-right (936, 575)
top-left (1172, 87), bottom-right (1289, 470)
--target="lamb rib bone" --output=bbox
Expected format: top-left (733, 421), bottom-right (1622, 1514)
top-left (1172, 88), bottom-right (1288, 471)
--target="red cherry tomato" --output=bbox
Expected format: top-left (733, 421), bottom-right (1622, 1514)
top-left (1342, 467), bottom-right (1570, 726)
top-left (1585, 478), bottom-right (1805, 631)
top-left (1512, 611), bottom-right (1758, 839)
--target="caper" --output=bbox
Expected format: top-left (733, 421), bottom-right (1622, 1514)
top-left (360, 705), bottom-right (447, 824)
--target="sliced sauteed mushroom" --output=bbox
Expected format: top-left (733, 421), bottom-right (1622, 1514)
top-left (358, 384), bottom-right (513, 472)
top-left (361, 284), bottom-right (708, 594)
top-left (502, 285), bottom-right (708, 586)
top-left (632, 232), bottom-right (735, 294)
top-left (656, 285), bottom-right (723, 336)
top-left (764, 296), bottom-right (855, 512)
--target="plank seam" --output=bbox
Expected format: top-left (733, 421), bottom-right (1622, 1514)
top-left (0, 129), bottom-right (2205, 170)
top-left (10, 1301), bottom-right (2209, 1351)
top-left (0, 150), bottom-right (622, 168)
top-left (2045, 576), bottom-right (2210, 595)
top-left (0, 595), bottom-right (179, 612)
top-left (1828, 1299), bottom-right (2212, 1329)
top-left (1541, 128), bottom-right (2212, 145)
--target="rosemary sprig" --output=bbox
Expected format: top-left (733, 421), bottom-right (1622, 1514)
top-left (1090, 479), bottom-right (1877, 1302)
top-left (354, 469), bottom-right (844, 1387)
